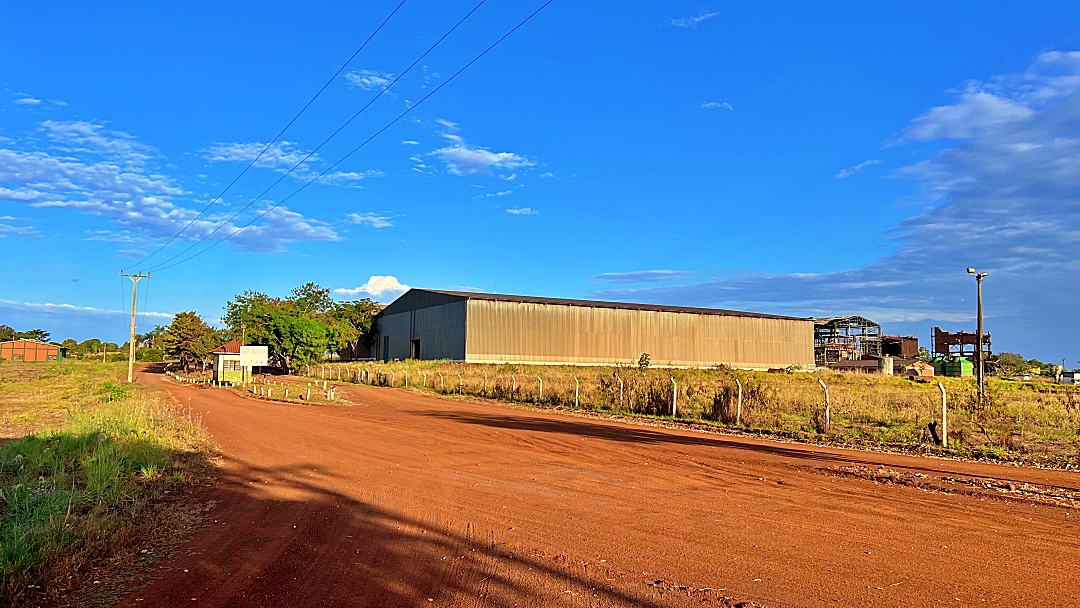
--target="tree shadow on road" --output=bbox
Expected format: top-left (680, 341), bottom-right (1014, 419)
top-left (116, 457), bottom-right (753, 608)
top-left (411, 409), bottom-right (1080, 491)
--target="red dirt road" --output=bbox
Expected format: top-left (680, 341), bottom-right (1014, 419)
top-left (118, 369), bottom-right (1080, 607)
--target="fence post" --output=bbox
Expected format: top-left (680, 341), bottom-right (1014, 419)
top-left (285, 388), bottom-right (289, 399)
top-left (307, 388), bottom-right (311, 400)
top-left (537, 375), bottom-right (543, 402)
top-left (390, 370), bottom-right (395, 387)
top-left (938, 381), bottom-right (948, 448)
top-left (818, 378), bottom-right (830, 434)
top-left (422, 371), bottom-right (427, 387)
top-left (617, 375), bottom-right (624, 409)
top-left (483, 371), bottom-right (488, 396)
top-left (457, 373), bottom-right (463, 394)
top-left (574, 376), bottom-right (579, 407)
top-left (404, 371), bottom-right (408, 388)
top-left (736, 378), bottom-right (743, 426)
top-left (512, 375), bottom-right (516, 400)
top-left (671, 377), bottom-right (677, 418)
top-left (439, 373), bottom-right (444, 391)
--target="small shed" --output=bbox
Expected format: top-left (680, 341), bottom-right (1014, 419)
top-left (1063, 371), bottom-right (1078, 385)
top-left (905, 361), bottom-right (935, 381)
top-left (0, 339), bottom-right (64, 362)
top-left (211, 340), bottom-right (243, 384)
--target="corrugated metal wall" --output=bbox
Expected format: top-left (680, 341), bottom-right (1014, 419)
top-left (464, 300), bottom-right (814, 369)
top-left (376, 301), bottom-right (467, 361)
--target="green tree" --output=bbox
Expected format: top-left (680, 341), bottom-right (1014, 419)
top-left (290, 282), bottom-right (334, 315)
top-left (266, 304), bottom-right (330, 373)
top-left (328, 299), bottom-right (381, 357)
top-left (78, 338), bottom-right (103, 356)
top-left (15, 328), bottom-right (49, 342)
top-left (163, 311), bottom-right (217, 371)
top-left (61, 338), bottom-right (78, 353)
top-left (0, 325), bottom-right (14, 341)
top-left (223, 290), bottom-right (282, 345)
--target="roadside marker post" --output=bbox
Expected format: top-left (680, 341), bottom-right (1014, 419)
top-left (736, 378), bottom-right (743, 426)
top-left (616, 375), bottom-right (623, 409)
top-left (938, 382), bottom-right (948, 448)
top-left (574, 377), bottom-right (579, 408)
top-left (537, 376), bottom-right (543, 402)
top-left (483, 371), bottom-right (488, 396)
top-left (457, 373), bottom-right (463, 394)
top-left (671, 377), bottom-right (677, 418)
top-left (818, 379), bottom-right (831, 434)
top-left (511, 375), bottom-right (517, 400)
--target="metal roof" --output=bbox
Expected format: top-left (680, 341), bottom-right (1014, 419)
top-left (389, 289), bottom-right (811, 321)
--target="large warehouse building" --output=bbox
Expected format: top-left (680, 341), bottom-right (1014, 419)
top-left (375, 289), bottom-right (815, 370)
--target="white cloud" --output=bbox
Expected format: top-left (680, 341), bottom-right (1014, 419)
top-left (701, 101), bottom-right (734, 111)
top-left (401, 140), bottom-right (420, 145)
top-left (0, 221), bottom-right (38, 238)
top-left (203, 140), bottom-right (314, 170)
top-left (835, 159), bottom-right (882, 178)
top-left (591, 270), bottom-right (692, 284)
top-left (333, 275), bottom-right (410, 301)
top-left (434, 145), bottom-right (534, 177)
top-left (670, 10), bottom-right (720, 28)
top-left (598, 51), bottom-right (1080, 360)
top-left (0, 299), bottom-right (174, 320)
top-left (345, 69), bottom-right (394, 90)
top-left (116, 248), bottom-right (147, 259)
top-left (506, 207), bottom-right (538, 215)
top-left (346, 212), bottom-right (394, 228)
top-left (0, 120), bottom-right (337, 253)
top-left (14, 97), bottom-right (41, 105)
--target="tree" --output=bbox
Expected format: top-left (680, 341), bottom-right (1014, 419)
top-left (329, 298), bottom-right (381, 357)
top-left (0, 325), bottom-right (14, 342)
top-left (290, 282), bottom-right (334, 315)
top-left (16, 328), bottom-right (49, 342)
top-left (266, 303), bottom-right (330, 373)
top-left (163, 312), bottom-right (217, 371)
top-left (223, 290), bottom-right (282, 345)
top-left (137, 325), bottom-right (168, 349)
top-left (61, 338), bottom-right (78, 352)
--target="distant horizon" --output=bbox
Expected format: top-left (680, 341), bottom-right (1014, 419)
top-left (2, 1), bottom-right (1078, 365)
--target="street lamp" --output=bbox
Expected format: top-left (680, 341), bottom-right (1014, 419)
top-left (967, 268), bottom-right (988, 398)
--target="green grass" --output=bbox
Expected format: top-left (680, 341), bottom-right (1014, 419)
top-left (0, 362), bottom-right (210, 605)
top-left (316, 360), bottom-right (1080, 467)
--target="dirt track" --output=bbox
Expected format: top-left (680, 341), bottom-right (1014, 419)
top-left (116, 369), bottom-right (1080, 607)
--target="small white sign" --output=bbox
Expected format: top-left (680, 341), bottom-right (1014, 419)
top-left (239, 345), bottom-right (269, 368)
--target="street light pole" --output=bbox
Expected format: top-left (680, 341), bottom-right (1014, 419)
top-left (967, 268), bottom-right (987, 399)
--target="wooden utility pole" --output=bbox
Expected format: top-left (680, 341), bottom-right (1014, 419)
top-left (120, 271), bottom-right (150, 383)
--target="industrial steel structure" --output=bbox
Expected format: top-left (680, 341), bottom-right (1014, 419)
top-left (375, 289), bottom-right (816, 370)
top-left (813, 316), bottom-right (882, 366)
top-left (932, 327), bottom-right (991, 360)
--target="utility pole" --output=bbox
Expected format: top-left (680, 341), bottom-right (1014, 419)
top-left (967, 268), bottom-right (987, 399)
top-left (120, 271), bottom-right (150, 383)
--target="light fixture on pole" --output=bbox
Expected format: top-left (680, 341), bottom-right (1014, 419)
top-left (966, 267), bottom-right (988, 398)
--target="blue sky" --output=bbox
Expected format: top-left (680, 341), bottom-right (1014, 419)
top-left (1, 1), bottom-right (1078, 363)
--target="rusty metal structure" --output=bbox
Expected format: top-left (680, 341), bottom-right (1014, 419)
top-left (932, 327), bottom-right (991, 359)
top-left (882, 335), bottom-right (919, 359)
top-left (375, 289), bottom-right (816, 370)
top-left (813, 316), bottom-right (882, 366)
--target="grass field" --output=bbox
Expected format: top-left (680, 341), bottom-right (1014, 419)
top-left (0, 361), bottom-right (212, 606)
top-left (307, 360), bottom-right (1080, 467)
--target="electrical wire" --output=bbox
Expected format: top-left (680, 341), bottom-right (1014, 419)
top-left (150, 0), bottom-right (553, 273)
top-left (124, 0), bottom-right (408, 271)
top-left (144, 0), bottom-right (488, 273)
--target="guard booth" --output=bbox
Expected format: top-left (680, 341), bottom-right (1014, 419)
top-left (211, 342), bottom-right (268, 385)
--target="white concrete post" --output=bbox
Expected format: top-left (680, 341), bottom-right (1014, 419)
top-left (574, 376), bottom-right (579, 407)
top-left (818, 378), bottom-right (830, 434)
top-left (736, 378), bottom-right (743, 426)
top-left (457, 373), bottom-right (463, 394)
top-left (483, 371), bottom-right (488, 396)
top-left (422, 371), bottom-right (427, 387)
top-left (617, 375), bottom-right (623, 409)
top-left (938, 381), bottom-right (948, 448)
top-left (671, 377), bottom-right (677, 418)
top-left (404, 371), bottom-right (408, 388)
top-left (537, 376), bottom-right (543, 401)
top-left (512, 375), bottom-right (516, 399)
top-left (390, 370), bottom-right (395, 386)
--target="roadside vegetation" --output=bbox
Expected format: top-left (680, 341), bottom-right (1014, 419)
top-left (305, 359), bottom-right (1080, 467)
top-left (0, 361), bottom-right (211, 606)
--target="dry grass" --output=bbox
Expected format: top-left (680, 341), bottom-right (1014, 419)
top-left (309, 361), bottom-right (1080, 466)
top-left (0, 361), bottom-right (213, 606)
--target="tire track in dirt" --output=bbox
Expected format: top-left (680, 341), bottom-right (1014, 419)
top-left (115, 369), bottom-right (1079, 607)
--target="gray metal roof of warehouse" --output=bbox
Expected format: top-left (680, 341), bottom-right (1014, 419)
top-left (383, 288), bottom-right (811, 321)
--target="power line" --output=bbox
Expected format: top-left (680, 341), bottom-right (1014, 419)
top-left (125, 0), bottom-right (409, 271)
top-left (151, 0), bottom-right (554, 273)
top-left (145, 0), bottom-right (489, 273)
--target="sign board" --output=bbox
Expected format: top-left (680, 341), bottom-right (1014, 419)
top-left (239, 346), bottom-right (269, 368)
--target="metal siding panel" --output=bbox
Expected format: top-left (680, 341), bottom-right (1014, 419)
top-left (464, 300), bottom-right (814, 369)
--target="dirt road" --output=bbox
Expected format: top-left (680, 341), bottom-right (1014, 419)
top-left (117, 369), bottom-right (1080, 607)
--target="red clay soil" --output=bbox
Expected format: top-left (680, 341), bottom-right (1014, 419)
top-left (116, 368), bottom-right (1080, 607)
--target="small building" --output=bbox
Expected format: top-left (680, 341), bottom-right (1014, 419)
top-left (375, 289), bottom-right (816, 370)
top-left (905, 361), bottom-right (935, 381)
top-left (883, 335), bottom-right (919, 359)
top-left (210, 340), bottom-right (243, 384)
top-left (1063, 371), bottom-right (1078, 385)
top-left (0, 339), bottom-right (65, 362)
